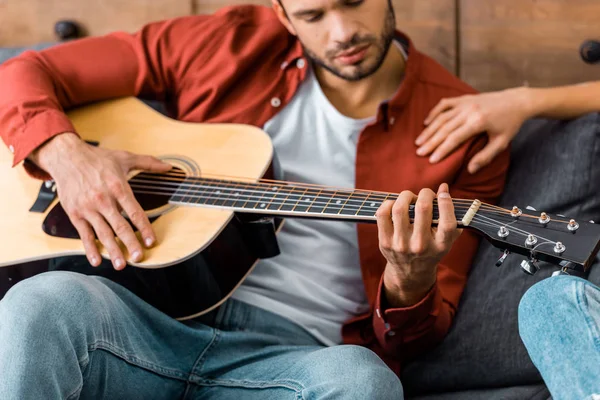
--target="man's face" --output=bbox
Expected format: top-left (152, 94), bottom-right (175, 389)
top-left (276, 0), bottom-right (396, 82)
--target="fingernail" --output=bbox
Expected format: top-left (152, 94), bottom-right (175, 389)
top-left (415, 138), bottom-right (423, 146)
top-left (438, 192), bottom-right (451, 198)
top-left (115, 259), bottom-right (124, 269)
top-left (416, 147), bottom-right (425, 156)
top-left (132, 251), bottom-right (142, 261)
top-left (91, 256), bottom-right (99, 266)
top-left (429, 154), bottom-right (440, 163)
top-left (469, 164), bottom-right (479, 174)
top-left (145, 237), bottom-right (154, 247)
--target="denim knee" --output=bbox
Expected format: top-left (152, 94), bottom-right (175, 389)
top-left (0, 271), bottom-right (99, 337)
top-left (518, 275), bottom-right (589, 344)
top-left (302, 345), bottom-right (403, 400)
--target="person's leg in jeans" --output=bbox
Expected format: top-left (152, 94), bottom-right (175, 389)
top-left (518, 275), bottom-right (600, 400)
top-left (0, 270), bottom-right (402, 399)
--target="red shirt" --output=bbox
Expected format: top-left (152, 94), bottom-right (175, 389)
top-left (0, 5), bottom-right (509, 375)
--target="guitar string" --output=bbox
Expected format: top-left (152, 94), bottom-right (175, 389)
top-left (129, 183), bottom-right (491, 214)
top-left (128, 180), bottom-right (571, 229)
top-left (132, 174), bottom-right (572, 224)
top-left (130, 188), bottom-right (561, 247)
top-left (141, 171), bottom-right (574, 224)
top-left (128, 178), bottom-right (509, 215)
top-left (135, 172), bottom-right (499, 209)
top-left (131, 188), bottom-right (564, 257)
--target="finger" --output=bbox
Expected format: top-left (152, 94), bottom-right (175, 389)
top-left (419, 113), bottom-right (466, 160)
top-left (117, 185), bottom-right (157, 248)
top-left (71, 218), bottom-right (101, 267)
top-left (428, 122), bottom-right (479, 163)
top-left (376, 200), bottom-right (395, 250)
top-left (392, 191), bottom-right (417, 246)
top-left (87, 213), bottom-right (127, 270)
top-left (416, 108), bottom-right (459, 150)
top-left (435, 183), bottom-right (459, 247)
top-left (130, 154), bottom-right (172, 173)
top-left (424, 98), bottom-right (458, 127)
top-left (468, 138), bottom-right (509, 174)
top-left (102, 197), bottom-right (144, 263)
top-left (412, 188), bottom-right (436, 250)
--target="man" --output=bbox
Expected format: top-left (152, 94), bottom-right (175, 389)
top-left (0, 1), bottom-right (508, 398)
top-left (418, 82), bottom-right (600, 399)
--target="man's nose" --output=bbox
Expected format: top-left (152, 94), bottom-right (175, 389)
top-left (328, 13), bottom-right (356, 46)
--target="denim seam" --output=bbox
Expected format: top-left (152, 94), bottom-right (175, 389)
top-left (576, 282), bottom-right (600, 352)
top-left (187, 328), bottom-right (221, 381)
top-left (196, 376), bottom-right (305, 394)
top-left (65, 384), bottom-right (83, 400)
top-left (87, 340), bottom-right (189, 380)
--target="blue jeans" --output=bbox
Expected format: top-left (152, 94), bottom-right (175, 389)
top-left (519, 275), bottom-right (600, 400)
top-left (0, 271), bottom-right (402, 400)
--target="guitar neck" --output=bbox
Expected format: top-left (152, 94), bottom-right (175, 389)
top-left (131, 173), bottom-right (477, 225)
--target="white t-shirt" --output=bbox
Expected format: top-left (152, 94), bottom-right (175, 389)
top-left (232, 44), bottom-right (406, 345)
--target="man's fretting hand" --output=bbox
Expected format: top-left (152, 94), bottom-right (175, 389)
top-left (376, 183), bottom-right (462, 307)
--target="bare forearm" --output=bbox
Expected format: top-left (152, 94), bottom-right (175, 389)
top-left (521, 81), bottom-right (600, 120)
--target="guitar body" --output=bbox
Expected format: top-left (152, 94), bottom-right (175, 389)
top-left (0, 97), bottom-right (275, 319)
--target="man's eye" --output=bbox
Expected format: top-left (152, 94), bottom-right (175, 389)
top-left (346, 0), bottom-right (364, 7)
top-left (306, 13), bottom-right (323, 22)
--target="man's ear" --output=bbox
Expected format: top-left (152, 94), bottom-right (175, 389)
top-left (272, 0), bottom-right (297, 36)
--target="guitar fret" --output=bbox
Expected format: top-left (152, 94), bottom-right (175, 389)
top-left (278, 186), bottom-right (301, 212)
top-left (229, 181), bottom-right (251, 208)
top-left (323, 191), bottom-right (350, 215)
top-left (340, 192), bottom-right (363, 215)
top-left (357, 192), bottom-right (382, 216)
top-left (214, 180), bottom-right (238, 208)
top-left (251, 183), bottom-right (272, 211)
top-left (264, 184), bottom-right (289, 211)
top-left (307, 189), bottom-right (329, 214)
top-left (202, 179), bottom-right (223, 206)
top-left (291, 188), bottom-right (312, 213)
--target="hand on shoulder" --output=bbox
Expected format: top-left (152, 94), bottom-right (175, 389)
top-left (415, 87), bottom-right (532, 174)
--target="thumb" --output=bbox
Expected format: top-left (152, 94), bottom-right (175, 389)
top-left (131, 154), bottom-right (172, 172)
top-left (467, 139), bottom-right (508, 174)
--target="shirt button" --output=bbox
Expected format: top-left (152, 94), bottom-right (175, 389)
top-left (8, 145), bottom-right (14, 153)
top-left (271, 97), bottom-right (282, 108)
top-left (296, 58), bottom-right (306, 69)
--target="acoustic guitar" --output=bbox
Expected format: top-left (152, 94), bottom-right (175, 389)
top-left (1, 97), bottom-right (599, 320)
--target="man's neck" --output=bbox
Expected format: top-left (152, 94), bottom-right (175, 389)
top-left (314, 42), bottom-right (406, 120)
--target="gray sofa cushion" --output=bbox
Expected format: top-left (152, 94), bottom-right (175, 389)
top-left (0, 43), bottom-right (57, 65)
top-left (403, 112), bottom-right (600, 399)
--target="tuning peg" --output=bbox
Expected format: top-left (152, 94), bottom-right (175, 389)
top-left (521, 260), bottom-right (540, 275)
top-left (495, 249), bottom-right (510, 267)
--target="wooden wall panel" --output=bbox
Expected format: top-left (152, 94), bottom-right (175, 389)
top-left (193, 0), bottom-right (271, 15)
top-left (192, 0), bottom-right (456, 74)
top-left (392, 0), bottom-right (456, 74)
top-left (0, 0), bottom-right (192, 46)
top-left (460, 0), bottom-right (600, 92)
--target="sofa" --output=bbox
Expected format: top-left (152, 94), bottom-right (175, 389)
top-left (1, 43), bottom-right (599, 399)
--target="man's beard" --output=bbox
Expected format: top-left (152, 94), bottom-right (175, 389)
top-left (302, 1), bottom-right (396, 82)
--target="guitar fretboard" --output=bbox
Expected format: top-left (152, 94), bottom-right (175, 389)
top-left (166, 177), bottom-right (464, 223)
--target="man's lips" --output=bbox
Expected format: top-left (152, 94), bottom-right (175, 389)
top-left (335, 44), bottom-right (371, 65)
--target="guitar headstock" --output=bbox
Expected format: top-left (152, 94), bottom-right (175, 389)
top-left (467, 205), bottom-right (600, 272)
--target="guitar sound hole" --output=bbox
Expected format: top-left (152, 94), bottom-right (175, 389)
top-left (42, 167), bottom-right (184, 239)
